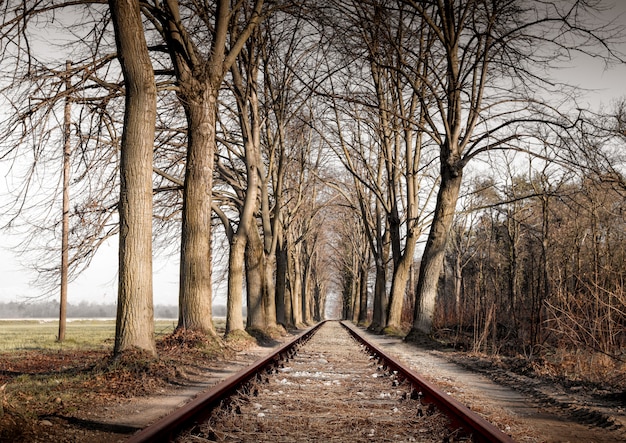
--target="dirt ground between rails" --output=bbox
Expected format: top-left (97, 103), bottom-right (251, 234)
top-left (1, 323), bottom-right (625, 442)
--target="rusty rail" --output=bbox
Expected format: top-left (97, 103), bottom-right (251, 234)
top-left (126, 322), bottom-right (325, 443)
top-left (341, 320), bottom-right (515, 443)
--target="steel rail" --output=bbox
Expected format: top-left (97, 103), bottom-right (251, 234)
top-left (341, 320), bottom-right (516, 443)
top-left (126, 321), bottom-right (325, 443)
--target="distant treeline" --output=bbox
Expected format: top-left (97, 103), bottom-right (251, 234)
top-left (0, 301), bottom-right (227, 319)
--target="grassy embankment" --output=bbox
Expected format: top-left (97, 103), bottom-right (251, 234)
top-left (0, 318), bottom-right (229, 351)
top-left (0, 318), bottom-right (231, 442)
top-left (0, 319), bottom-right (177, 352)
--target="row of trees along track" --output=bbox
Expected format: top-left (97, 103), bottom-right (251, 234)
top-left (1, 1), bottom-right (625, 365)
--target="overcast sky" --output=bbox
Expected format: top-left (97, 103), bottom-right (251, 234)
top-left (0, 3), bottom-right (625, 307)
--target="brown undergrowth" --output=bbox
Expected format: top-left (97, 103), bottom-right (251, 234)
top-left (434, 329), bottom-right (626, 394)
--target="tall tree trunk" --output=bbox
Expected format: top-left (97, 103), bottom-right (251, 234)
top-left (505, 211), bottom-right (519, 332)
top-left (159, 0), bottom-right (264, 337)
top-left (178, 95), bottom-right (216, 335)
top-left (352, 262), bottom-right (361, 323)
top-left (301, 247), bottom-right (313, 325)
top-left (358, 262), bottom-right (369, 325)
top-left (370, 257), bottom-right (388, 331)
top-left (369, 224), bottom-right (390, 332)
top-left (275, 239), bottom-right (289, 327)
top-left (246, 223), bottom-right (266, 331)
top-left (313, 281), bottom-right (323, 322)
top-left (225, 49), bottom-right (262, 336)
top-left (260, 188), bottom-right (279, 330)
top-left (342, 272), bottom-right (352, 320)
top-left (225, 234), bottom-right (246, 334)
top-left (258, 137), bottom-right (280, 332)
top-left (263, 252), bottom-right (278, 329)
top-left (386, 227), bottom-right (418, 331)
top-left (408, 9), bottom-right (466, 337)
top-left (109, 0), bottom-right (157, 356)
top-left (408, 167), bottom-right (463, 337)
top-left (454, 253), bottom-right (463, 325)
top-left (387, 120), bottom-right (423, 331)
top-left (290, 241), bottom-right (303, 327)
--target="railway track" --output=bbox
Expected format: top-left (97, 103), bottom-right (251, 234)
top-left (127, 321), bottom-right (514, 443)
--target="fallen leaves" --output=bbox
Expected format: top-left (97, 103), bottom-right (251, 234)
top-left (0, 332), bottom-right (236, 442)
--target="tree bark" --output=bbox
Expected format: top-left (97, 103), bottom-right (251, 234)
top-left (178, 95), bottom-right (216, 335)
top-left (409, 166), bottom-right (463, 336)
top-left (246, 223), bottom-right (266, 331)
top-left (352, 262), bottom-right (361, 323)
top-left (371, 263), bottom-right (387, 330)
top-left (275, 239), bottom-right (289, 327)
top-left (369, 217), bottom-right (390, 332)
top-left (259, 174), bottom-right (279, 331)
top-left (109, 0), bottom-right (157, 356)
top-left (301, 243), bottom-right (313, 325)
top-left (386, 225), bottom-right (418, 331)
top-left (358, 261), bottom-right (369, 325)
top-left (158, 0), bottom-right (219, 335)
top-left (263, 252), bottom-right (278, 329)
top-left (225, 233), bottom-right (246, 334)
top-left (289, 240), bottom-right (303, 327)
top-left (226, 53), bottom-right (264, 336)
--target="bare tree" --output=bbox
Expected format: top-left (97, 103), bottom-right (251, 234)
top-left (256, 8), bottom-right (320, 333)
top-left (357, 2), bottom-right (434, 333)
top-left (109, 0), bottom-right (158, 356)
top-left (326, 187), bottom-right (371, 324)
top-left (143, 0), bottom-right (265, 336)
top-left (219, 26), bottom-right (263, 337)
top-left (403, 0), bottom-right (624, 337)
top-left (449, 164), bottom-right (626, 361)
top-left (0, 3), bottom-right (118, 284)
top-left (0, 2), bottom-right (176, 354)
top-left (312, 0), bottom-right (439, 333)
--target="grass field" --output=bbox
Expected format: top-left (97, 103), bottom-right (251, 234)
top-left (0, 317), bottom-right (233, 442)
top-left (0, 319), bottom-right (178, 352)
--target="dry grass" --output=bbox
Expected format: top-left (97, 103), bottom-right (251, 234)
top-left (0, 319), bottom-right (236, 443)
top-left (534, 348), bottom-right (626, 389)
top-left (0, 319), bottom-right (178, 352)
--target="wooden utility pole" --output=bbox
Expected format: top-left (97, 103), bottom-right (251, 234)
top-left (58, 60), bottom-right (71, 342)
